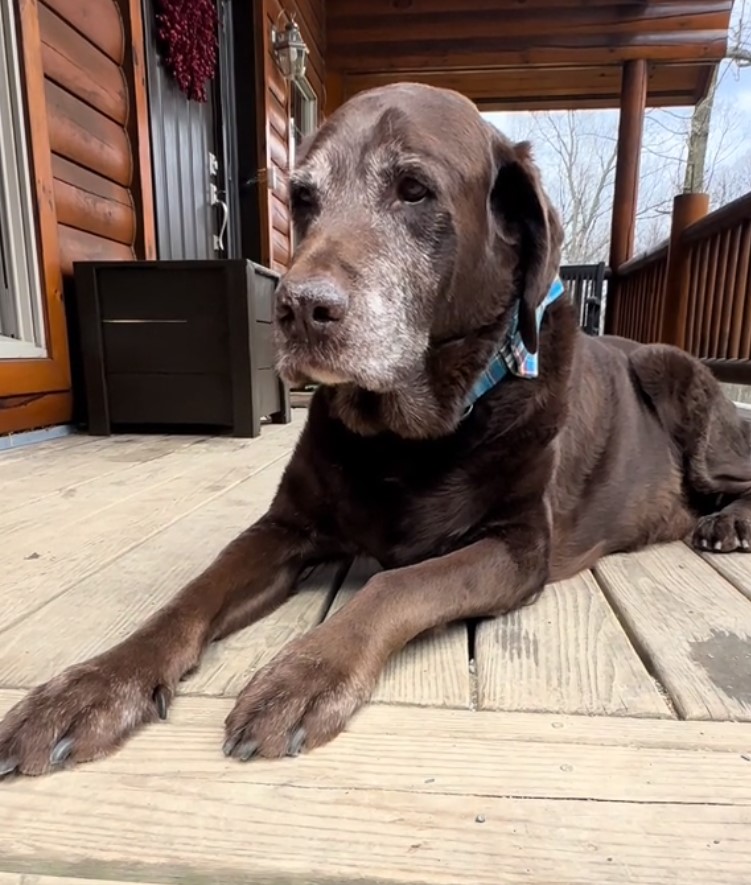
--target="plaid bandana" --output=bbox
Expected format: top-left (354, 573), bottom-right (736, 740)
top-left (465, 277), bottom-right (566, 410)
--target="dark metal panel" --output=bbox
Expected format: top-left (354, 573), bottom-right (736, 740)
top-left (142, 0), bottom-right (214, 260)
top-left (215, 0), bottom-right (241, 259)
top-left (560, 263), bottom-right (609, 336)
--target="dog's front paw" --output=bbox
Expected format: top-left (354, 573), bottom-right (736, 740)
top-left (0, 652), bottom-right (174, 777)
top-left (693, 510), bottom-right (751, 553)
top-left (223, 630), bottom-right (374, 760)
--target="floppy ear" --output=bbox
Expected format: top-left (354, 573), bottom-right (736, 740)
top-left (489, 139), bottom-right (563, 353)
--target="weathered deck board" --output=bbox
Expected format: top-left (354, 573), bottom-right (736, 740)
top-left (475, 571), bottom-right (671, 717)
top-left (0, 437), bottom-right (236, 538)
top-left (4, 690), bottom-right (751, 753)
top-left (0, 422), bottom-right (300, 632)
top-left (184, 561), bottom-right (347, 697)
top-left (0, 434), bottom-right (199, 505)
top-left (0, 877), bottom-right (159, 885)
top-left (703, 551), bottom-right (751, 603)
top-left (0, 430), bottom-right (93, 465)
top-left (1, 698), bottom-right (750, 883)
top-left (327, 559), bottom-right (472, 708)
top-left (0, 457), bottom-right (293, 689)
top-left (2, 693), bottom-right (748, 806)
top-left (595, 542), bottom-right (751, 721)
top-left (3, 780), bottom-right (749, 885)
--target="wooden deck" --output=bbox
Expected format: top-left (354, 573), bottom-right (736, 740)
top-left (1, 411), bottom-right (751, 884)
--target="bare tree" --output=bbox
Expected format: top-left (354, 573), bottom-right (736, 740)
top-left (684, 0), bottom-right (751, 194)
top-left (486, 3), bottom-right (751, 265)
top-left (502, 111), bottom-right (620, 263)
top-left (501, 109), bottom-right (681, 262)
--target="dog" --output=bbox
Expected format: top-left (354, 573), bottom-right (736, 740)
top-left (2, 83), bottom-right (750, 776)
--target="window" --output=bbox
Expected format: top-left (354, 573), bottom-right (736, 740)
top-left (0, 0), bottom-right (46, 358)
top-left (289, 77), bottom-right (318, 170)
top-left (289, 78), bottom-right (317, 253)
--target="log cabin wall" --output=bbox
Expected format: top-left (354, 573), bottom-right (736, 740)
top-left (256, 0), bottom-right (325, 273)
top-left (1, 0), bottom-right (155, 434)
top-left (39, 0), bottom-right (155, 273)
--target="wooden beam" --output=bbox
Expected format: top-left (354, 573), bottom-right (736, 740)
top-left (118, 0), bottom-right (157, 259)
top-left (609, 59), bottom-right (648, 272)
top-left (0, 392), bottom-right (73, 435)
top-left (341, 64), bottom-right (709, 110)
top-left (326, 36), bottom-right (729, 74)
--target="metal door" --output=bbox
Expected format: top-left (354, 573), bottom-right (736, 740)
top-left (142, 0), bottom-right (233, 260)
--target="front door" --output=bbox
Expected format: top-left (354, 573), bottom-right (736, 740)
top-left (142, 0), bottom-right (240, 260)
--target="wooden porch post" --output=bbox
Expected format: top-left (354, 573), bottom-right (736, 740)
top-left (609, 59), bottom-right (648, 272)
top-left (604, 59), bottom-right (648, 336)
top-left (660, 192), bottom-right (709, 349)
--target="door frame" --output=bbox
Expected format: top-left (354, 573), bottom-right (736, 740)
top-left (0, 0), bottom-right (69, 402)
top-left (214, 0), bottom-right (242, 260)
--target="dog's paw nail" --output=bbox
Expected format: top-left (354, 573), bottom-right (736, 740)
top-left (222, 734), bottom-right (241, 757)
top-left (700, 538), bottom-right (710, 549)
top-left (50, 737), bottom-right (75, 765)
top-left (741, 539), bottom-right (750, 550)
top-left (287, 727), bottom-right (306, 757)
top-left (0, 758), bottom-right (18, 777)
top-left (713, 541), bottom-right (724, 551)
top-left (236, 740), bottom-right (259, 762)
top-left (153, 685), bottom-right (169, 720)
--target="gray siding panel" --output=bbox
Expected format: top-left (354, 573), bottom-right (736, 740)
top-left (143, 0), bottom-right (215, 260)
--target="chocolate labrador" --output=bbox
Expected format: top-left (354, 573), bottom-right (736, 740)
top-left (2, 83), bottom-right (751, 776)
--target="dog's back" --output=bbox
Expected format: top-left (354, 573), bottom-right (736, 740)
top-left (549, 330), bottom-right (751, 578)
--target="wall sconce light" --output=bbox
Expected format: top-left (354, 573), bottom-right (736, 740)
top-left (271, 16), bottom-right (308, 82)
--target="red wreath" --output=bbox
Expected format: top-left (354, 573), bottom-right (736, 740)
top-left (155, 0), bottom-right (218, 102)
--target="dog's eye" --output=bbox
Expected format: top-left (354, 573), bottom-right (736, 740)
top-left (397, 176), bottom-right (430, 204)
top-left (290, 182), bottom-right (317, 212)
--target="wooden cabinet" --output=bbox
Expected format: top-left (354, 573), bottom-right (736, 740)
top-left (72, 260), bottom-right (290, 437)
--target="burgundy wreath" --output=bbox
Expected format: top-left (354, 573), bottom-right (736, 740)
top-left (155, 0), bottom-right (218, 102)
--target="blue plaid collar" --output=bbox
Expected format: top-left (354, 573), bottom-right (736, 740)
top-left (465, 277), bottom-right (566, 411)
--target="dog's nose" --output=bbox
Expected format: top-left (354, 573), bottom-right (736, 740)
top-left (275, 280), bottom-right (348, 338)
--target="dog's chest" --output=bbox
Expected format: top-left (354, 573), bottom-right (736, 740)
top-left (311, 428), bottom-right (498, 566)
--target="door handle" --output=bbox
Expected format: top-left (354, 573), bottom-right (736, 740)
top-left (211, 183), bottom-right (229, 252)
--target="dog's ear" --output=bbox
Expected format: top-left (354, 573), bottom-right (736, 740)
top-left (489, 138), bottom-right (563, 353)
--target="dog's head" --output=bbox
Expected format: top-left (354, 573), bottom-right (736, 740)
top-left (274, 83), bottom-right (563, 436)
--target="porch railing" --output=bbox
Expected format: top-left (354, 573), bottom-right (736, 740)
top-left (682, 194), bottom-right (751, 371)
top-left (607, 243), bottom-right (667, 342)
top-left (607, 190), bottom-right (751, 384)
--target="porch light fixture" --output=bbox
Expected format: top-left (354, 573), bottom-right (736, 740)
top-left (271, 16), bottom-right (308, 82)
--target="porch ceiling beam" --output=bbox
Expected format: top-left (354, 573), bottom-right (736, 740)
top-left (609, 58), bottom-right (649, 271)
top-left (326, 35), bottom-right (729, 73)
top-left (340, 63), bottom-right (715, 109)
top-left (326, 0), bottom-right (733, 76)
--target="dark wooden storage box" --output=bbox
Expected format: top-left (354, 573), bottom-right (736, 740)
top-left (72, 260), bottom-right (290, 437)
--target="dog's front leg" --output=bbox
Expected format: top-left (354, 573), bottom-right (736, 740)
top-left (224, 531), bottom-right (548, 760)
top-left (0, 518), bottom-right (316, 776)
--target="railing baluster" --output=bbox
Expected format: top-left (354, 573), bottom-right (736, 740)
top-left (737, 222), bottom-right (751, 361)
top-left (699, 233), bottom-right (721, 358)
top-left (692, 239), bottom-right (711, 356)
top-left (709, 230), bottom-right (731, 359)
top-left (728, 221), bottom-right (751, 359)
